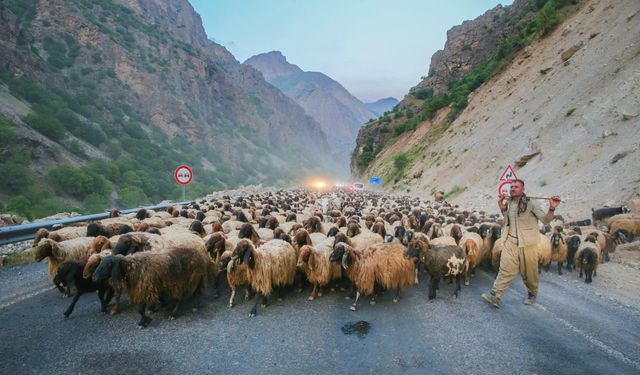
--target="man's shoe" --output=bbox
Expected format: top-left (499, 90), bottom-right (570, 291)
top-left (481, 293), bottom-right (500, 308)
top-left (523, 294), bottom-right (536, 305)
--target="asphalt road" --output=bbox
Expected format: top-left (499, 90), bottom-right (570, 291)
top-left (1, 261), bottom-right (639, 375)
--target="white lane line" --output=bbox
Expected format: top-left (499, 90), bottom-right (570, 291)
top-left (477, 271), bottom-right (640, 371)
top-left (535, 303), bottom-right (640, 371)
top-left (0, 284), bottom-right (53, 310)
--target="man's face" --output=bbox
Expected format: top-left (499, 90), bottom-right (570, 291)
top-left (510, 181), bottom-right (524, 197)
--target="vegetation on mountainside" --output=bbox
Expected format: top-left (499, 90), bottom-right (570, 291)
top-left (355, 0), bottom-right (577, 174)
top-left (0, 0), bottom-right (302, 220)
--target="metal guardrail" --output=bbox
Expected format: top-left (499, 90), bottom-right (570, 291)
top-left (0, 201), bottom-right (192, 246)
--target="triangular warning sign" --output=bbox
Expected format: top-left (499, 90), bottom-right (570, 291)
top-left (500, 164), bottom-right (518, 181)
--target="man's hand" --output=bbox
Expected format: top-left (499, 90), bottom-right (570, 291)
top-left (498, 195), bottom-right (507, 212)
top-left (549, 196), bottom-right (561, 209)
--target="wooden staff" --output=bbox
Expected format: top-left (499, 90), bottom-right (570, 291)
top-left (501, 195), bottom-right (563, 202)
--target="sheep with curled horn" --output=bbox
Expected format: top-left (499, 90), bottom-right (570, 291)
top-left (329, 242), bottom-right (416, 311)
top-left (231, 239), bottom-right (297, 317)
top-left (219, 250), bottom-right (253, 307)
top-left (92, 247), bottom-right (210, 327)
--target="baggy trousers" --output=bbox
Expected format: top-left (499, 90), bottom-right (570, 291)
top-left (491, 239), bottom-right (539, 299)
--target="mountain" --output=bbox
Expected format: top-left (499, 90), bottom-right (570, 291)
top-left (364, 97), bottom-right (399, 117)
top-left (0, 0), bottom-right (334, 219)
top-left (244, 51), bottom-right (375, 174)
top-left (351, 0), bottom-right (640, 217)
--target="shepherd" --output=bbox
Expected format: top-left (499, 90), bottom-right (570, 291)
top-left (481, 179), bottom-right (560, 308)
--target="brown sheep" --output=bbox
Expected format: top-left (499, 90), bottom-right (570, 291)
top-left (219, 250), bottom-right (252, 308)
top-left (91, 247), bottom-right (209, 327)
top-left (82, 250), bottom-right (123, 315)
top-left (211, 222), bottom-right (223, 233)
top-left (548, 231), bottom-right (568, 275)
top-left (371, 221), bottom-right (386, 239)
top-left (330, 242), bottom-right (416, 311)
top-left (86, 222), bottom-right (133, 238)
top-left (304, 216), bottom-right (323, 234)
top-left (458, 232), bottom-right (484, 286)
top-left (238, 223), bottom-right (261, 247)
top-left (33, 227), bottom-right (86, 247)
top-left (296, 243), bottom-right (342, 300)
top-left (231, 239), bottom-right (297, 317)
top-left (34, 237), bottom-right (97, 281)
top-left (205, 232), bottom-right (234, 262)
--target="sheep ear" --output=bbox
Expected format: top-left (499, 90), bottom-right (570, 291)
top-left (51, 241), bottom-right (63, 259)
top-left (111, 256), bottom-right (126, 284)
top-left (244, 247), bottom-right (255, 269)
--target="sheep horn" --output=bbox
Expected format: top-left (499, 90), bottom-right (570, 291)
top-left (227, 258), bottom-right (235, 273)
top-left (341, 252), bottom-right (350, 270)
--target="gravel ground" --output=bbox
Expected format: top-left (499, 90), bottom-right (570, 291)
top-left (1, 257), bottom-right (639, 375)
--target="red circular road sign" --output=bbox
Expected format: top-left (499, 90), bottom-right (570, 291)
top-left (174, 165), bottom-right (193, 185)
top-left (498, 180), bottom-right (511, 198)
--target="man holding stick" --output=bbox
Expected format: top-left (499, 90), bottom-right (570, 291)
top-left (482, 179), bottom-right (561, 308)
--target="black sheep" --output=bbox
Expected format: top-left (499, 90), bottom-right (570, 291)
top-left (53, 261), bottom-right (113, 317)
top-left (565, 235), bottom-right (581, 271)
top-left (578, 248), bottom-right (597, 283)
top-left (592, 206), bottom-right (629, 224)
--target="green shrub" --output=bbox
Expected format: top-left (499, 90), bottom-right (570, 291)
top-left (393, 153), bottom-right (409, 172)
top-left (23, 112), bottom-right (66, 141)
top-left (118, 186), bottom-right (148, 207)
top-left (6, 195), bottom-right (33, 219)
top-left (0, 117), bottom-right (17, 146)
top-left (412, 87), bottom-right (434, 100)
top-left (0, 162), bottom-right (32, 193)
top-left (31, 197), bottom-right (77, 219)
top-left (67, 139), bottom-right (85, 157)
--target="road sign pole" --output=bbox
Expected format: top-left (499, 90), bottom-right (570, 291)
top-left (182, 185), bottom-right (185, 201)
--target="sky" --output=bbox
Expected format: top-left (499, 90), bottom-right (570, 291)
top-left (190, 0), bottom-right (513, 103)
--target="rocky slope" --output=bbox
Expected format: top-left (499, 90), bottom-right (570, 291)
top-left (245, 51), bottom-right (375, 174)
top-left (352, 0), bottom-right (640, 218)
top-left (0, 0), bottom-right (335, 216)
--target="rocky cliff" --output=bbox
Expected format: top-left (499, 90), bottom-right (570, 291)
top-left (0, 0), bottom-right (335, 217)
top-left (245, 51), bottom-right (375, 174)
top-left (351, 0), bottom-right (640, 217)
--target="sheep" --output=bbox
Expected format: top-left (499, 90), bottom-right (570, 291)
top-left (610, 218), bottom-right (640, 242)
top-left (204, 232), bottom-right (234, 262)
top-left (34, 237), bottom-right (97, 281)
top-left (304, 216), bottom-right (323, 234)
top-left (112, 232), bottom-right (205, 255)
top-left (565, 235), bottom-right (581, 272)
top-left (592, 206), bottom-right (629, 226)
top-left (574, 235), bottom-right (601, 284)
top-left (91, 247), bottom-right (210, 327)
top-left (231, 239), bottom-right (297, 317)
top-left (222, 220), bottom-right (244, 234)
top-left (86, 222), bottom-right (133, 238)
top-left (588, 230), bottom-right (615, 261)
top-left (537, 233), bottom-right (552, 273)
top-left (491, 239), bottom-right (506, 272)
top-left (330, 242), bottom-right (415, 311)
top-left (82, 250), bottom-right (124, 315)
top-left (238, 223), bottom-right (261, 246)
top-left (458, 232), bottom-right (484, 285)
top-left (219, 250), bottom-right (253, 307)
top-left (296, 243), bottom-right (342, 300)
top-left (33, 226), bottom-right (86, 246)
top-left (405, 243), bottom-right (467, 300)
top-left (189, 220), bottom-right (207, 237)
top-left (548, 231), bottom-right (568, 275)
top-left (53, 260), bottom-right (113, 317)
top-left (604, 213), bottom-right (639, 227)
top-left (371, 221), bottom-right (386, 239)
top-left (348, 229), bottom-right (384, 251)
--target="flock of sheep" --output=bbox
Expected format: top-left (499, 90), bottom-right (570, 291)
top-left (30, 190), bottom-right (640, 327)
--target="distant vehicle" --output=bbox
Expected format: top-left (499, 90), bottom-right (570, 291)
top-left (350, 182), bottom-right (365, 192)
